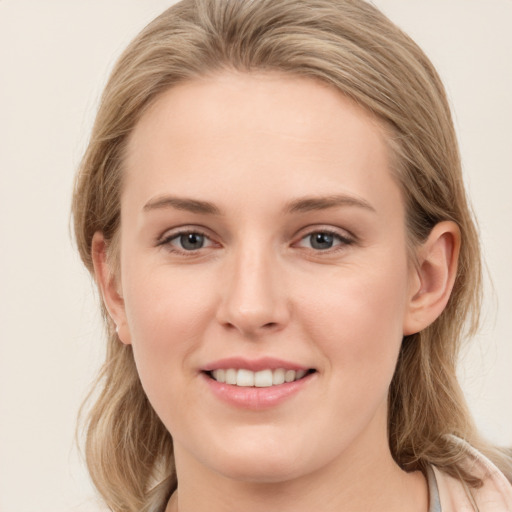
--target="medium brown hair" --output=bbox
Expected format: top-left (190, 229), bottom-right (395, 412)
top-left (72, 1), bottom-right (511, 510)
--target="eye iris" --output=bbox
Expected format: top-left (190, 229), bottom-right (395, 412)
top-left (310, 232), bottom-right (334, 250)
top-left (180, 233), bottom-right (204, 250)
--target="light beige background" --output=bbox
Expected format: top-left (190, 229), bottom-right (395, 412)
top-left (0, 1), bottom-right (510, 511)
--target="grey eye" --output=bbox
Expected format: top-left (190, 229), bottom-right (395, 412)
top-left (178, 233), bottom-right (206, 250)
top-left (296, 230), bottom-right (353, 252)
top-left (309, 232), bottom-right (335, 250)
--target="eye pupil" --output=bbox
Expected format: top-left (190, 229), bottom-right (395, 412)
top-left (180, 233), bottom-right (204, 250)
top-left (310, 232), bottom-right (334, 250)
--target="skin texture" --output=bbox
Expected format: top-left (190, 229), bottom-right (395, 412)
top-left (93, 72), bottom-right (460, 512)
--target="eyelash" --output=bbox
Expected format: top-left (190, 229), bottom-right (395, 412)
top-left (157, 229), bottom-right (215, 255)
top-left (157, 227), bottom-right (355, 255)
top-left (296, 229), bottom-right (355, 252)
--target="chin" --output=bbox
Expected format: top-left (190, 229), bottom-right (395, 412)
top-left (215, 454), bottom-right (308, 484)
top-left (194, 432), bottom-right (323, 484)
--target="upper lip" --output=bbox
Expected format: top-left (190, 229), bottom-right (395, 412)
top-left (202, 357), bottom-right (311, 372)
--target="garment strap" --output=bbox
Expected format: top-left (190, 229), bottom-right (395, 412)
top-left (427, 465), bottom-right (442, 512)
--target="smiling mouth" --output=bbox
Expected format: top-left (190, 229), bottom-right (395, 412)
top-left (206, 368), bottom-right (316, 387)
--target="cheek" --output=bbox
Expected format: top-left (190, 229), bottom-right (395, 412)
top-left (298, 256), bottom-right (409, 386)
top-left (121, 265), bottom-right (216, 397)
top-left (124, 259), bottom-right (213, 335)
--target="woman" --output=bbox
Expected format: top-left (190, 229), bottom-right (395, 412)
top-left (72, 0), bottom-right (512, 510)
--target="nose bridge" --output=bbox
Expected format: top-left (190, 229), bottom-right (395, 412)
top-left (217, 238), bottom-right (288, 335)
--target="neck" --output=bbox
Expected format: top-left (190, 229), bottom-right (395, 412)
top-left (165, 431), bottom-right (428, 512)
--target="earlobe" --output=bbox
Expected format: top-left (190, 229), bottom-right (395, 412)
top-left (91, 232), bottom-right (132, 345)
top-left (403, 221), bottom-right (460, 336)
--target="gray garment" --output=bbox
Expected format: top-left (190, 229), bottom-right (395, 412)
top-left (427, 465), bottom-right (442, 512)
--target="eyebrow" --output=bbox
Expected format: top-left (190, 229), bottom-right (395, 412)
top-left (284, 194), bottom-right (376, 214)
top-left (142, 193), bottom-right (375, 216)
top-left (143, 195), bottom-right (221, 215)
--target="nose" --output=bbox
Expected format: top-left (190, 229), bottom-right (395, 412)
top-left (216, 244), bottom-right (291, 338)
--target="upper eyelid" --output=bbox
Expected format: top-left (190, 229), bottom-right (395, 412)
top-left (295, 231), bottom-right (353, 247)
top-left (294, 225), bottom-right (355, 241)
top-left (155, 224), bottom-right (356, 247)
top-left (157, 229), bottom-right (219, 255)
top-left (158, 225), bottom-right (214, 243)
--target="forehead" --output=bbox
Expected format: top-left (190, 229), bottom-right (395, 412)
top-left (123, 71), bottom-right (402, 218)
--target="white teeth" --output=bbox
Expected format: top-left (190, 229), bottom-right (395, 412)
top-left (272, 368), bottom-right (285, 385)
top-left (296, 369), bottom-right (307, 380)
top-left (210, 368), bottom-right (310, 386)
top-left (285, 370), bottom-right (296, 383)
top-left (225, 368), bottom-right (237, 385)
top-left (212, 369), bottom-right (225, 383)
top-left (254, 369), bottom-right (273, 387)
top-left (236, 369), bottom-right (254, 387)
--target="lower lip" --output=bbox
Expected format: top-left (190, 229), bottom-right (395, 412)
top-left (202, 372), bottom-right (315, 410)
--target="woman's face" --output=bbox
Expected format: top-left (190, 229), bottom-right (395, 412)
top-left (113, 72), bottom-right (420, 482)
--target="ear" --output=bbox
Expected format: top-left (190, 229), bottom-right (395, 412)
top-left (91, 232), bottom-right (132, 345)
top-left (403, 221), bottom-right (461, 336)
